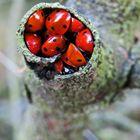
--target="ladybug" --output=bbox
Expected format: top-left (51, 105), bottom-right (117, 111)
top-left (62, 43), bottom-right (87, 67)
top-left (41, 35), bottom-right (66, 57)
top-left (54, 60), bottom-right (64, 74)
top-left (46, 9), bottom-right (71, 35)
top-left (25, 33), bottom-right (42, 55)
top-left (69, 17), bottom-right (85, 32)
top-left (25, 10), bottom-right (45, 32)
top-left (75, 28), bottom-right (94, 54)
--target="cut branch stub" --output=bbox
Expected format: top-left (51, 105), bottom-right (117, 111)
top-left (16, 2), bottom-right (99, 79)
top-left (16, 2), bottom-right (115, 111)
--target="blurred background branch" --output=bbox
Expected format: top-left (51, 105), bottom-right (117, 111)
top-left (0, 52), bottom-right (23, 77)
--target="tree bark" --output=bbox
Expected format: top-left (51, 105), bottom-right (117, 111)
top-left (16, 0), bottom-right (140, 140)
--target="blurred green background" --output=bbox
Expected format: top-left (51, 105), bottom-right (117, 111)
top-left (0, 0), bottom-right (140, 140)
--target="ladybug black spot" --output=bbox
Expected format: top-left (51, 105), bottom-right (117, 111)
top-left (83, 31), bottom-right (87, 34)
top-left (77, 59), bottom-right (82, 62)
top-left (48, 17), bottom-right (50, 21)
top-left (41, 12), bottom-right (44, 16)
top-left (56, 47), bottom-right (61, 51)
top-left (51, 26), bottom-right (55, 30)
top-left (44, 48), bottom-right (48, 52)
top-left (53, 38), bottom-right (56, 42)
top-left (63, 25), bottom-right (67, 29)
top-left (56, 9), bottom-right (60, 12)
top-left (65, 57), bottom-right (68, 61)
top-left (28, 24), bottom-right (32, 27)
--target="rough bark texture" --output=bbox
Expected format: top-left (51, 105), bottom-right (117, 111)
top-left (16, 0), bottom-right (140, 140)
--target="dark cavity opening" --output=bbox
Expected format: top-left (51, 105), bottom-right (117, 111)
top-left (56, 47), bottom-right (61, 51)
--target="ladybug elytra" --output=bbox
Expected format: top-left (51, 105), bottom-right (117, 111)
top-left (76, 28), bottom-right (94, 53)
top-left (69, 17), bottom-right (85, 32)
top-left (25, 10), bottom-right (45, 32)
top-left (62, 43), bottom-right (87, 68)
top-left (46, 9), bottom-right (71, 35)
top-left (41, 35), bottom-right (66, 57)
top-left (25, 33), bottom-right (42, 55)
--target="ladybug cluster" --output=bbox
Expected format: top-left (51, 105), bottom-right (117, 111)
top-left (24, 8), bottom-right (95, 75)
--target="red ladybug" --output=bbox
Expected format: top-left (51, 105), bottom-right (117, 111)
top-left (46, 9), bottom-right (71, 35)
top-left (69, 17), bottom-right (84, 32)
top-left (25, 33), bottom-right (42, 55)
top-left (41, 35), bottom-right (66, 57)
top-left (25, 10), bottom-right (45, 32)
top-left (54, 60), bottom-right (64, 74)
top-left (76, 28), bottom-right (94, 53)
top-left (62, 43), bottom-right (87, 67)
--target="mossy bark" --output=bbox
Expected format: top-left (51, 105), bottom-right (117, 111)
top-left (16, 0), bottom-right (140, 140)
